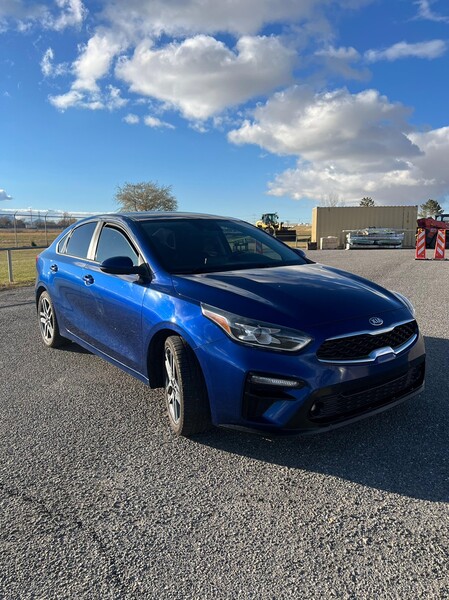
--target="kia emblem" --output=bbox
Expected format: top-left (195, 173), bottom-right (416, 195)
top-left (369, 317), bottom-right (383, 326)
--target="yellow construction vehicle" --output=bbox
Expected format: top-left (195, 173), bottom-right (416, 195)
top-left (255, 213), bottom-right (296, 241)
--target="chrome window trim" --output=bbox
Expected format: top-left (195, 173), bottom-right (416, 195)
top-left (89, 222), bottom-right (141, 264)
top-left (56, 220), bottom-right (99, 258)
top-left (56, 232), bottom-right (71, 254)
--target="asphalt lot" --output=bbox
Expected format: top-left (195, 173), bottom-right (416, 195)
top-left (0, 249), bottom-right (448, 599)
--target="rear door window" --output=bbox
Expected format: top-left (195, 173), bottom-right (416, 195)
top-left (64, 222), bottom-right (97, 258)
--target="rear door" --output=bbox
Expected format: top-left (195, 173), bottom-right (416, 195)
top-left (52, 220), bottom-right (98, 338)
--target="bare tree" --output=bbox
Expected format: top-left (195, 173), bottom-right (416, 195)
top-left (320, 192), bottom-right (343, 207)
top-left (56, 212), bottom-right (76, 228)
top-left (115, 181), bottom-right (177, 212)
top-left (0, 216), bottom-right (13, 228)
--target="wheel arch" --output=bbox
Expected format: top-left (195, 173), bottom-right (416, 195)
top-left (35, 284), bottom-right (47, 308)
top-left (146, 327), bottom-right (209, 392)
top-left (147, 328), bottom-right (173, 389)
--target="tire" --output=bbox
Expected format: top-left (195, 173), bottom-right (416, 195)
top-left (163, 335), bottom-right (211, 436)
top-left (266, 226), bottom-right (275, 236)
top-left (37, 291), bottom-right (67, 348)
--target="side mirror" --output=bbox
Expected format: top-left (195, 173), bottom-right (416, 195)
top-left (100, 256), bottom-right (147, 276)
top-left (294, 248), bottom-right (315, 264)
top-left (294, 248), bottom-right (307, 259)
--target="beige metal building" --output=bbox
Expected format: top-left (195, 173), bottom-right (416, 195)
top-left (311, 206), bottom-right (418, 249)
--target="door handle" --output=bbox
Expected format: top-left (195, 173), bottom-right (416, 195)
top-left (83, 274), bottom-right (94, 285)
top-left (50, 264), bottom-right (58, 273)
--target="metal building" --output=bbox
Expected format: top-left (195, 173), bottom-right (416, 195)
top-left (311, 206), bottom-right (418, 249)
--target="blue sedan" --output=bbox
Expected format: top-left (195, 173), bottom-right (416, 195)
top-left (35, 213), bottom-right (425, 436)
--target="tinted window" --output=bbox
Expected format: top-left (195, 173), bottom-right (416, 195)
top-left (95, 226), bottom-right (138, 265)
top-left (57, 232), bottom-right (70, 254)
top-left (139, 218), bottom-right (306, 274)
top-left (220, 224), bottom-right (283, 261)
top-left (65, 222), bottom-right (97, 258)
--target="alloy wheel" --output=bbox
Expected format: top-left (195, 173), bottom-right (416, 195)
top-left (39, 296), bottom-right (54, 343)
top-left (165, 346), bottom-right (181, 424)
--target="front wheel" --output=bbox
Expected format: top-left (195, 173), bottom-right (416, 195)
top-left (37, 291), bottom-right (68, 348)
top-left (164, 336), bottom-right (211, 436)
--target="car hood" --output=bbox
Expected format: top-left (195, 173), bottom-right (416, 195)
top-left (172, 264), bottom-right (409, 330)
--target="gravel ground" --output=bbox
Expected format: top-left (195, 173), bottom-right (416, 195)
top-left (0, 249), bottom-right (448, 599)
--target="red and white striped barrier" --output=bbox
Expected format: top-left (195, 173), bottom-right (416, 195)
top-left (415, 229), bottom-right (426, 260)
top-left (434, 229), bottom-right (446, 260)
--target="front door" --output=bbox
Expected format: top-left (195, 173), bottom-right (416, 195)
top-left (80, 224), bottom-right (147, 375)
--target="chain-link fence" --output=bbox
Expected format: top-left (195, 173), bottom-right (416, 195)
top-left (0, 209), bottom-right (98, 248)
top-left (0, 209), bottom-right (97, 285)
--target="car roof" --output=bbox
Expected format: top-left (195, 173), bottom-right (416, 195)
top-left (92, 212), bottom-right (241, 222)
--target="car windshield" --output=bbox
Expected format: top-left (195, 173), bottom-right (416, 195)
top-left (138, 218), bottom-right (307, 274)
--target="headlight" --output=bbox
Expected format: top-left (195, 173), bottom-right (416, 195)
top-left (201, 304), bottom-right (312, 352)
top-left (392, 291), bottom-right (416, 317)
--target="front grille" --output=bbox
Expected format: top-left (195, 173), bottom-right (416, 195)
top-left (317, 320), bottom-right (418, 362)
top-left (308, 363), bottom-right (424, 424)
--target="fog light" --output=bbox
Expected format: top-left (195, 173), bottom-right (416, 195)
top-left (250, 374), bottom-right (303, 388)
top-left (310, 402), bottom-right (322, 416)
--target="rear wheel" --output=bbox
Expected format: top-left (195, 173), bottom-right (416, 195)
top-left (164, 336), bottom-right (211, 436)
top-left (37, 291), bottom-right (67, 348)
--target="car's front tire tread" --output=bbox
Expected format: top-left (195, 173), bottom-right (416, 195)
top-left (164, 335), bottom-right (212, 436)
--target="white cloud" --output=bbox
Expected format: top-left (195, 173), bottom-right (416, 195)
top-left (40, 48), bottom-right (69, 77)
top-left (314, 45), bottom-right (369, 81)
top-left (50, 85), bottom-right (127, 111)
top-left (41, 48), bottom-right (54, 77)
top-left (266, 161), bottom-right (438, 204)
top-left (48, 30), bottom-right (128, 112)
top-left (116, 35), bottom-right (296, 120)
top-left (0, 1), bottom-right (46, 23)
top-left (228, 86), bottom-right (449, 204)
top-left (316, 46), bottom-right (360, 60)
top-left (365, 39), bottom-right (447, 62)
top-left (229, 86), bottom-right (420, 171)
top-left (123, 113), bottom-right (139, 124)
top-left (415, 0), bottom-right (449, 24)
top-left (0, 0), bottom-right (86, 31)
top-left (72, 31), bottom-right (126, 92)
top-left (49, 89), bottom-right (84, 110)
top-left (266, 127), bottom-right (449, 204)
top-left (45, 0), bottom-right (87, 31)
top-left (103, 0), bottom-right (329, 37)
top-left (144, 115), bottom-right (175, 129)
top-left (0, 189), bottom-right (13, 201)
top-left (106, 85), bottom-right (128, 110)
top-left (38, 0), bottom-right (374, 118)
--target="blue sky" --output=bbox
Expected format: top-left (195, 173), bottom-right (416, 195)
top-left (1, 0), bottom-right (449, 223)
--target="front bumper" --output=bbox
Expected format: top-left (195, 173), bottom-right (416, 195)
top-left (196, 331), bottom-right (426, 434)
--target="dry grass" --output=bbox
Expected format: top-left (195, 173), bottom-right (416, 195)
top-left (286, 224), bottom-right (312, 248)
top-left (0, 249), bottom-right (40, 288)
top-left (294, 225), bottom-right (312, 236)
top-left (0, 229), bottom-right (62, 249)
top-left (0, 229), bottom-right (63, 287)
